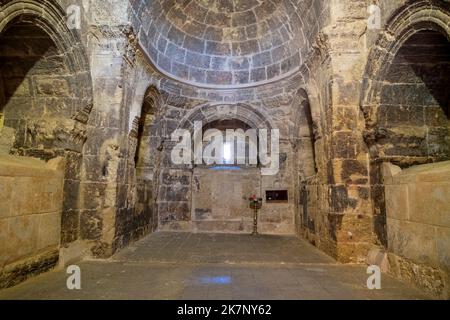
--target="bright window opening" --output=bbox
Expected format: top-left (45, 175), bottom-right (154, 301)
top-left (223, 142), bottom-right (233, 164)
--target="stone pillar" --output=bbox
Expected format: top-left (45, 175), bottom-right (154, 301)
top-left (78, 1), bottom-right (132, 257)
top-left (322, 0), bottom-right (375, 262)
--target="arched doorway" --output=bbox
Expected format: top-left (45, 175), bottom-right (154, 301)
top-left (159, 103), bottom-right (294, 234)
top-left (0, 0), bottom-right (92, 287)
top-left (377, 29), bottom-right (450, 164)
top-left (362, 22), bottom-right (450, 247)
top-left (360, 2), bottom-right (450, 297)
top-left (119, 86), bottom-right (161, 246)
top-left (192, 118), bottom-right (261, 233)
top-left (292, 89), bottom-right (319, 243)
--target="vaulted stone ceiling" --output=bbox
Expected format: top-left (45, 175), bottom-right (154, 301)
top-left (132, 0), bottom-right (324, 88)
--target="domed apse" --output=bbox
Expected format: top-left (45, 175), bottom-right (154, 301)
top-left (133, 0), bottom-right (316, 87)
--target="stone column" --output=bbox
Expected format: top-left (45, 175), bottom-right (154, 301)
top-left (322, 0), bottom-right (375, 262)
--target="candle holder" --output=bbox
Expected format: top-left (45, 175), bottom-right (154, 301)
top-left (248, 195), bottom-right (263, 236)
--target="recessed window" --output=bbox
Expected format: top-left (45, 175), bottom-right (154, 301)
top-left (266, 190), bottom-right (289, 203)
top-left (223, 142), bottom-right (233, 164)
top-left (201, 119), bottom-right (257, 167)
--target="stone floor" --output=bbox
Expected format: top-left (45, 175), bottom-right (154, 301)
top-left (0, 232), bottom-right (431, 300)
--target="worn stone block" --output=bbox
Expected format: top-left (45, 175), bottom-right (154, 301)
top-left (37, 212), bottom-right (61, 250)
top-left (385, 184), bottom-right (409, 221)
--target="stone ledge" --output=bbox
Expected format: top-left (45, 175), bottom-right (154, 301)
top-left (382, 161), bottom-right (450, 184)
top-left (0, 155), bottom-right (65, 178)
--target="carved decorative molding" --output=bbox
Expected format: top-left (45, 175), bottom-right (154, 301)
top-left (72, 102), bottom-right (93, 125)
top-left (69, 102), bottom-right (93, 151)
top-left (130, 116), bottom-right (140, 139)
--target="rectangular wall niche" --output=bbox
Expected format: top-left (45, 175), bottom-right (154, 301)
top-left (266, 190), bottom-right (289, 203)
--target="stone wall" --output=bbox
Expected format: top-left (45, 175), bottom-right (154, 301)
top-left (192, 167), bottom-right (260, 233)
top-left (0, 155), bottom-right (64, 288)
top-left (305, 0), bottom-right (450, 265)
top-left (88, 0), bottom-right (450, 296)
top-left (1, 0), bottom-right (449, 295)
top-left (382, 162), bottom-right (450, 299)
top-left (148, 96), bottom-right (299, 234)
top-left (367, 26), bottom-right (450, 250)
top-left (0, 23), bottom-right (72, 159)
top-left (191, 166), bottom-right (295, 234)
top-left (377, 30), bottom-right (450, 164)
top-left (361, 0), bottom-right (450, 256)
top-left (0, 0), bottom-right (94, 262)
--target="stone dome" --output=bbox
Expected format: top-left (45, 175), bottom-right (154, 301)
top-left (137, 0), bottom-right (311, 88)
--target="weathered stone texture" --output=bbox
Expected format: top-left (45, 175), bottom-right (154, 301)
top-left (377, 30), bottom-right (450, 164)
top-left (0, 155), bottom-right (64, 288)
top-left (0, 0), bottom-right (449, 300)
top-left (382, 162), bottom-right (450, 299)
top-left (130, 0), bottom-right (327, 86)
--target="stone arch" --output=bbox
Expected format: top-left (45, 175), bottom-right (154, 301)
top-left (0, 0), bottom-right (92, 99)
top-left (293, 88), bottom-right (319, 178)
top-left (178, 102), bottom-right (275, 134)
top-left (131, 85), bottom-right (162, 171)
top-left (305, 82), bottom-right (326, 138)
top-left (175, 102), bottom-right (275, 169)
top-left (0, 0), bottom-right (93, 245)
top-left (0, 0), bottom-right (93, 153)
top-left (361, 0), bottom-right (450, 147)
top-left (360, 0), bottom-right (450, 247)
top-left (296, 81), bottom-right (329, 179)
top-left (128, 85), bottom-right (162, 239)
top-left (142, 86), bottom-right (162, 115)
top-left (291, 86), bottom-right (324, 243)
top-left (112, 83), bottom-right (162, 251)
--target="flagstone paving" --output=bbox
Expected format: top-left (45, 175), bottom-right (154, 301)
top-left (0, 232), bottom-right (431, 300)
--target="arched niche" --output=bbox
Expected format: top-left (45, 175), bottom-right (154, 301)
top-left (0, 0), bottom-right (93, 245)
top-left (360, 1), bottom-right (450, 246)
